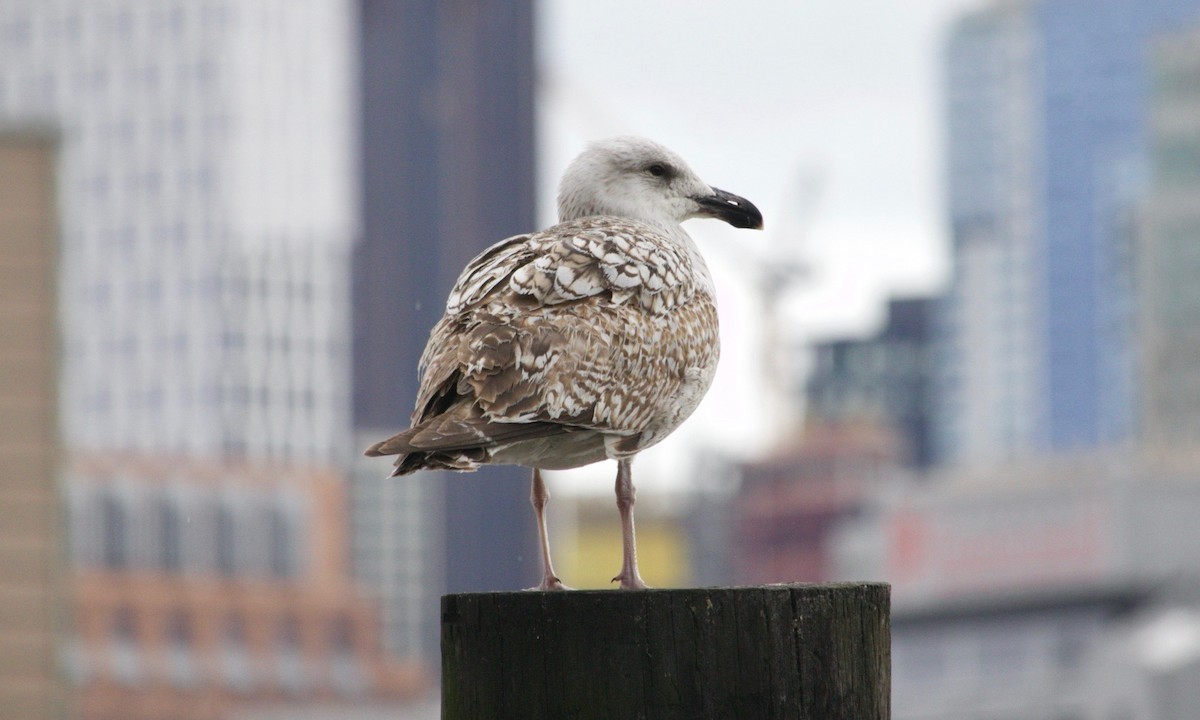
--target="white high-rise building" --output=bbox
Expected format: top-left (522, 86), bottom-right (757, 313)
top-left (0, 4), bottom-right (428, 716)
top-left (933, 2), bottom-right (1046, 465)
top-left (0, 0), bottom-right (356, 463)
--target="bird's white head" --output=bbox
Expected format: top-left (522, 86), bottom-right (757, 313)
top-left (556, 136), bottom-right (763, 232)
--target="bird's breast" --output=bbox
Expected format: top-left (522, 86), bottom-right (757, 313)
top-left (595, 290), bottom-right (720, 452)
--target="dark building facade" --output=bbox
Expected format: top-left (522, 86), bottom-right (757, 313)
top-left (354, 1), bottom-right (537, 432)
top-left (352, 0), bottom-right (538, 629)
top-left (806, 297), bottom-right (936, 469)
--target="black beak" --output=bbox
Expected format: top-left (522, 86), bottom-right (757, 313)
top-left (694, 187), bottom-right (764, 230)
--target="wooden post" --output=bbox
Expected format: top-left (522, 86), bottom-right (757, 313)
top-left (442, 582), bottom-right (890, 719)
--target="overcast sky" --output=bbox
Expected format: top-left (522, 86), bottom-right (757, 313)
top-left (536, 0), bottom-right (983, 489)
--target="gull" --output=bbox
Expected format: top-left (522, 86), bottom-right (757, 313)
top-left (366, 136), bottom-right (763, 590)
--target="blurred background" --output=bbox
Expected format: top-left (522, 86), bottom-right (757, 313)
top-left (4, 0), bottom-right (1200, 718)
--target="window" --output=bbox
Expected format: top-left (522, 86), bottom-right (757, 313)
top-left (102, 493), bottom-right (127, 569)
top-left (268, 507), bottom-right (295, 578)
top-left (275, 614), bottom-right (307, 694)
top-left (159, 498), bottom-right (182, 571)
top-left (109, 606), bottom-right (142, 685)
top-left (165, 609), bottom-right (198, 687)
top-left (168, 5), bottom-right (185, 36)
top-left (5, 19), bottom-right (30, 47)
top-left (215, 504), bottom-right (237, 575)
top-left (278, 615), bottom-right (301, 649)
top-left (167, 610), bottom-right (192, 645)
top-left (59, 636), bottom-right (91, 683)
top-left (329, 614), bottom-right (366, 696)
top-left (329, 615), bottom-right (354, 654)
top-left (221, 613), bottom-right (255, 693)
top-left (113, 607), bottom-right (136, 638)
top-left (113, 10), bottom-right (133, 40)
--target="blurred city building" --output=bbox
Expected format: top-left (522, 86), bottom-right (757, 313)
top-left (932, 0), bottom-right (1043, 465)
top-left (729, 296), bottom-right (928, 588)
top-left (733, 422), bottom-right (902, 586)
top-left (1139, 23), bottom-right (1200, 450)
top-left (0, 2), bottom-right (423, 718)
top-left (807, 297), bottom-right (936, 470)
top-left (932, 0), bottom-right (1200, 465)
top-left (833, 453), bottom-right (1200, 720)
top-left (350, 0), bottom-right (537, 668)
top-left (0, 130), bottom-right (70, 720)
top-left (821, 2), bottom-right (1200, 719)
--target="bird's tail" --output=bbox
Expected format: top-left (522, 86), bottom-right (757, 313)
top-left (364, 415), bottom-right (565, 476)
top-left (363, 423), bottom-right (482, 475)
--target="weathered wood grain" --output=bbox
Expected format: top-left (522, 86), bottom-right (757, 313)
top-left (442, 582), bottom-right (890, 719)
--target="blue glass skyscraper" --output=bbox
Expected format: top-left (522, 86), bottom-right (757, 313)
top-left (936, 0), bottom-right (1200, 463)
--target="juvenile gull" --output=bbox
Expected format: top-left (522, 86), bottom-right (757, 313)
top-left (366, 136), bottom-right (763, 590)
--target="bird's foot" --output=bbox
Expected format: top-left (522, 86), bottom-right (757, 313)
top-left (527, 576), bottom-right (572, 591)
top-left (611, 572), bottom-right (649, 590)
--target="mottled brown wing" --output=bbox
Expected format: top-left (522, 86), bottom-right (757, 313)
top-left (411, 216), bottom-right (707, 436)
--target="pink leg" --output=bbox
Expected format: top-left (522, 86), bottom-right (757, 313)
top-left (530, 469), bottom-right (568, 591)
top-left (611, 459), bottom-right (648, 589)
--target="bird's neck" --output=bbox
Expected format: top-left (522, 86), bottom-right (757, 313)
top-left (673, 226), bottom-right (716, 296)
top-left (556, 210), bottom-right (715, 296)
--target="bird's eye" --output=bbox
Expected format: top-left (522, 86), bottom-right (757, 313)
top-left (647, 163), bottom-right (668, 178)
